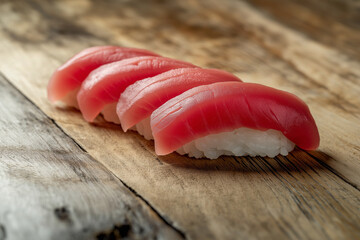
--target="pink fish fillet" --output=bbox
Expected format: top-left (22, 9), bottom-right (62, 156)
top-left (117, 68), bottom-right (242, 134)
top-left (151, 82), bottom-right (320, 155)
top-left (47, 46), bottom-right (159, 107)
top-left (77, 56), bottom-right (198, 123)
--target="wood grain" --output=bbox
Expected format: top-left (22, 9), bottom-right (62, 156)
top-left (0, 75), bottom-right (182, 239)
top-left (245, 0), bottom-right (360, 61)
top-left (0, 0), bottom-right (359, 239)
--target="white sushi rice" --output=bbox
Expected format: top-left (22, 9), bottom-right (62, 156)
top-left (176, 128), bottom-right (295, 159)
top-left (101, 104), bottom-right (153, 140)
top-left (101, 103), bottom-right (121, 124)
top-left (130, 118), bottom-right (294, 159)
top-left (54, 88), bottom-right (80, 109)
top-left (131, 117), bottom-right (153, 140)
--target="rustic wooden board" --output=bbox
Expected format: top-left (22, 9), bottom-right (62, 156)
top-left (245, 0), bottom-right (360, 61)
top-left (0, 0), bottom-right (359, 239)
top-left (0, 74), bottom-right (182, 239)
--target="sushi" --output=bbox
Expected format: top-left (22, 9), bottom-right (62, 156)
top-left (47, 46), bottom-right (159, 107)
top-left (117, 68), bottom-right (242, 139)
top-left (48, 46), bottom-right (319, 159)
top-left (151, 82), bottom-right (319, 159)
top-left (77, 56), bottom-right (198, 123)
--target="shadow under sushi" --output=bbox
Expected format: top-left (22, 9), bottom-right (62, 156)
top-left (157, 148), bottom-right (335, 175)
top-left (61, 111), bottom-right (334, 176)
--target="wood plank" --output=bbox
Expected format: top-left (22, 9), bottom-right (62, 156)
top-left (0, 75), bottom-right (182, 239)
top-left (0, 0), bottom-right (359, 239)
top-left (244, 0), bottom-right (360, 61)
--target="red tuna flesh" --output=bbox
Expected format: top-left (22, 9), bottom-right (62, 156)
top-left (77, 56), bottom-right (198, 122)
top-left (151, 82), bottom-right (320, 155)
top-left (47, 46), bottom-right (159, 106)
top-left (117, 68), bottom-right (242, 131)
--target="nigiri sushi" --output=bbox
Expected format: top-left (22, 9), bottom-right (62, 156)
top-left (117, 68), bottom-right (242, 139)
top-left (151, 82), bottom-right (319, 159)
top-left (77, 56), bottom-right (198, 123)
top-left (47, 46), bottom-right (159, 107)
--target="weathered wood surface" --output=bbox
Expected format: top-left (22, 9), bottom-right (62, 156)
top-left (0, 76), bottom-right (182, 239)
top-left (245, 0), bottom-right (360, 61)
top-left (0, 0), bottom-right (359, 239)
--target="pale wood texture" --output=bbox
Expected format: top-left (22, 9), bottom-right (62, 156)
top-left (0, 75), bottom-right (183, 240)
top-left (0, 0), bottom-right (359, 239)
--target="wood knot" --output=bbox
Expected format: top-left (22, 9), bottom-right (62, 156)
top-left (54, 207), bottom-right (70, 222)
top-left (96, 224), bottom-right (131, 240)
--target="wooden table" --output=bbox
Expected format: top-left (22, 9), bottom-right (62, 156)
top-left (0, 0), bottom-right (359, 239)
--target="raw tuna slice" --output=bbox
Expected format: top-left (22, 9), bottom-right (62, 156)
top-left (117, 68), bottom-right (242, 138)
top-left (47, 46), bottom-right (159, 107)
top-left (151, 82), bottom-right (319, 158)
top-left (77, 56), bottom-right (198, 123)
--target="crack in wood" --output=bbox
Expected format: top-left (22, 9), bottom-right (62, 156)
top-left (115, 178), bottom-right (187, 239)
top-left (54, 207), bottom-right (71, 222)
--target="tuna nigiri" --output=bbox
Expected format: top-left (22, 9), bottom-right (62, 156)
top-left (77, 56), bottom-right (197, 123)
top-left (117, 68), bottom-right (242, 139)
top-left (47, 46), bottom-right (159, 107)
top-left (151, 82), bottom-right (319, 159)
